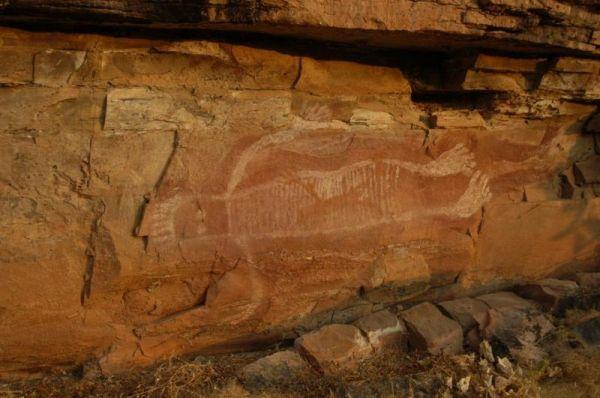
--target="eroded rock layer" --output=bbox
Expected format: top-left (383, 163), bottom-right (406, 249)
top-left (1, 0), bottom-right (599, 55)
top-left (0, 18), bottom-right (598, 377)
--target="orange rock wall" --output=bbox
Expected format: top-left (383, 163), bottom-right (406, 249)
top-left (0, 26), bottom-right (598, 377)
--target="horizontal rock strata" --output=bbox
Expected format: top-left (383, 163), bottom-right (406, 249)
top-left (0, 0), bottom-right (598, 378)
top-left (0, 1), bottom-right (599, 55)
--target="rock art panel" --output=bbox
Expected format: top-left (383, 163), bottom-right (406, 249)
top-left (133, 120), bottom-right (491, 344)
top-left (0, 25), bottom-right (599, 377)
top-left (139, 127), bottom-right (490, 259)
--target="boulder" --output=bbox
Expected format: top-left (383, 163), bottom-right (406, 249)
top-left (573, 315), bottom-right (600, 345)
top-left (439, 297), bottom-right (489, 331)
top-left (239, 351), bottom-right (311, 388)
top-left (477, 292), bottom-right (555, 366)
top-left (516, 279), bottom-right (579, 315)
top-left (477, 292), bottom-right (537, 311)
top-left (482, 306), bottom-right (555, 344)
top-left (401, 302), bottom-right (463, 355)
top-left (294, 324), bottom-right (372, 374)
top-left (353, 310), bottom-right (408, 350)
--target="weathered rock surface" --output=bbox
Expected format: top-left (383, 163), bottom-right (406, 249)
top-left (401, 302), bottom-right (464, 355)
top-left (294, 324), bottom-right (372, 374)
top-left (239, 351), bottom-right (310, 387)
top-left (0, 0), bottom-right (598, 377)
top-left (573, 315), bottom-right (600, 345)
top-left (478, 292), bottom-right (538, 311)
top-left (477, 292), bottom-right (556, 366)
top-left (439, 297), bottom-right (490, 331)
top-left (516, 278), bottom-right (579, 314)
top-left (353, 310), bottom-right (408, 350)
top-left (1, 0), bottom-right (599, 56)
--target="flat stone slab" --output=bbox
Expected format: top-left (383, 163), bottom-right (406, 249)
top-left (353, 309), bottom-right (408, 350)
top-left (477, 291), bottom-right (536, 311)
top-left (432, 110), bottom-right (486, 129)
top-left (294, 324), bottom-right (372, 374)
top-left (439, 297), bottom-right (489, 331)
top-left (239, 351), bottom-right (310, 387)
top-left (401, 302), bottom-right (463, 355)
top-left (516, 278), bottom-right (579, 314)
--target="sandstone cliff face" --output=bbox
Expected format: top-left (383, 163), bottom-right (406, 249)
top-left (0, 0), bottom-right (599, 377)
top-left (1, 0), bottom-right (599, 55)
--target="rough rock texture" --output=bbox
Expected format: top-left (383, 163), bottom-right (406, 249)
top-left (294, 324), bottom-right (372, 374)
top-left (516, 278), bottom-right (579, 314)
top-left (1, 0), bottom-right (599, 55)
top-left (477, 292), bottom-right (556, 365)
top-left (477, 292), bottom-right (537, 311)
top-left (353, 310), bottom-right (408, 350)
top-left (401, 302), bottom-right (464, 355)
top-left (239, 350), bottom-right (310, 387)
top-left (439, 297), bottom-right (490, 331)
top-left (0, 0), bottom-right (599, 378)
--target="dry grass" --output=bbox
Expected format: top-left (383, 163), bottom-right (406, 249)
top-left (132, 359), bottom-right (231, 397)
top-left (0, 349), bottom-right (554, 398)
top-left (2, 324), bottom-right (598, 398)
top-left (0, 352), bottom-right (260, 398)
top-left (536, 312), bottom-right (600, 398)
